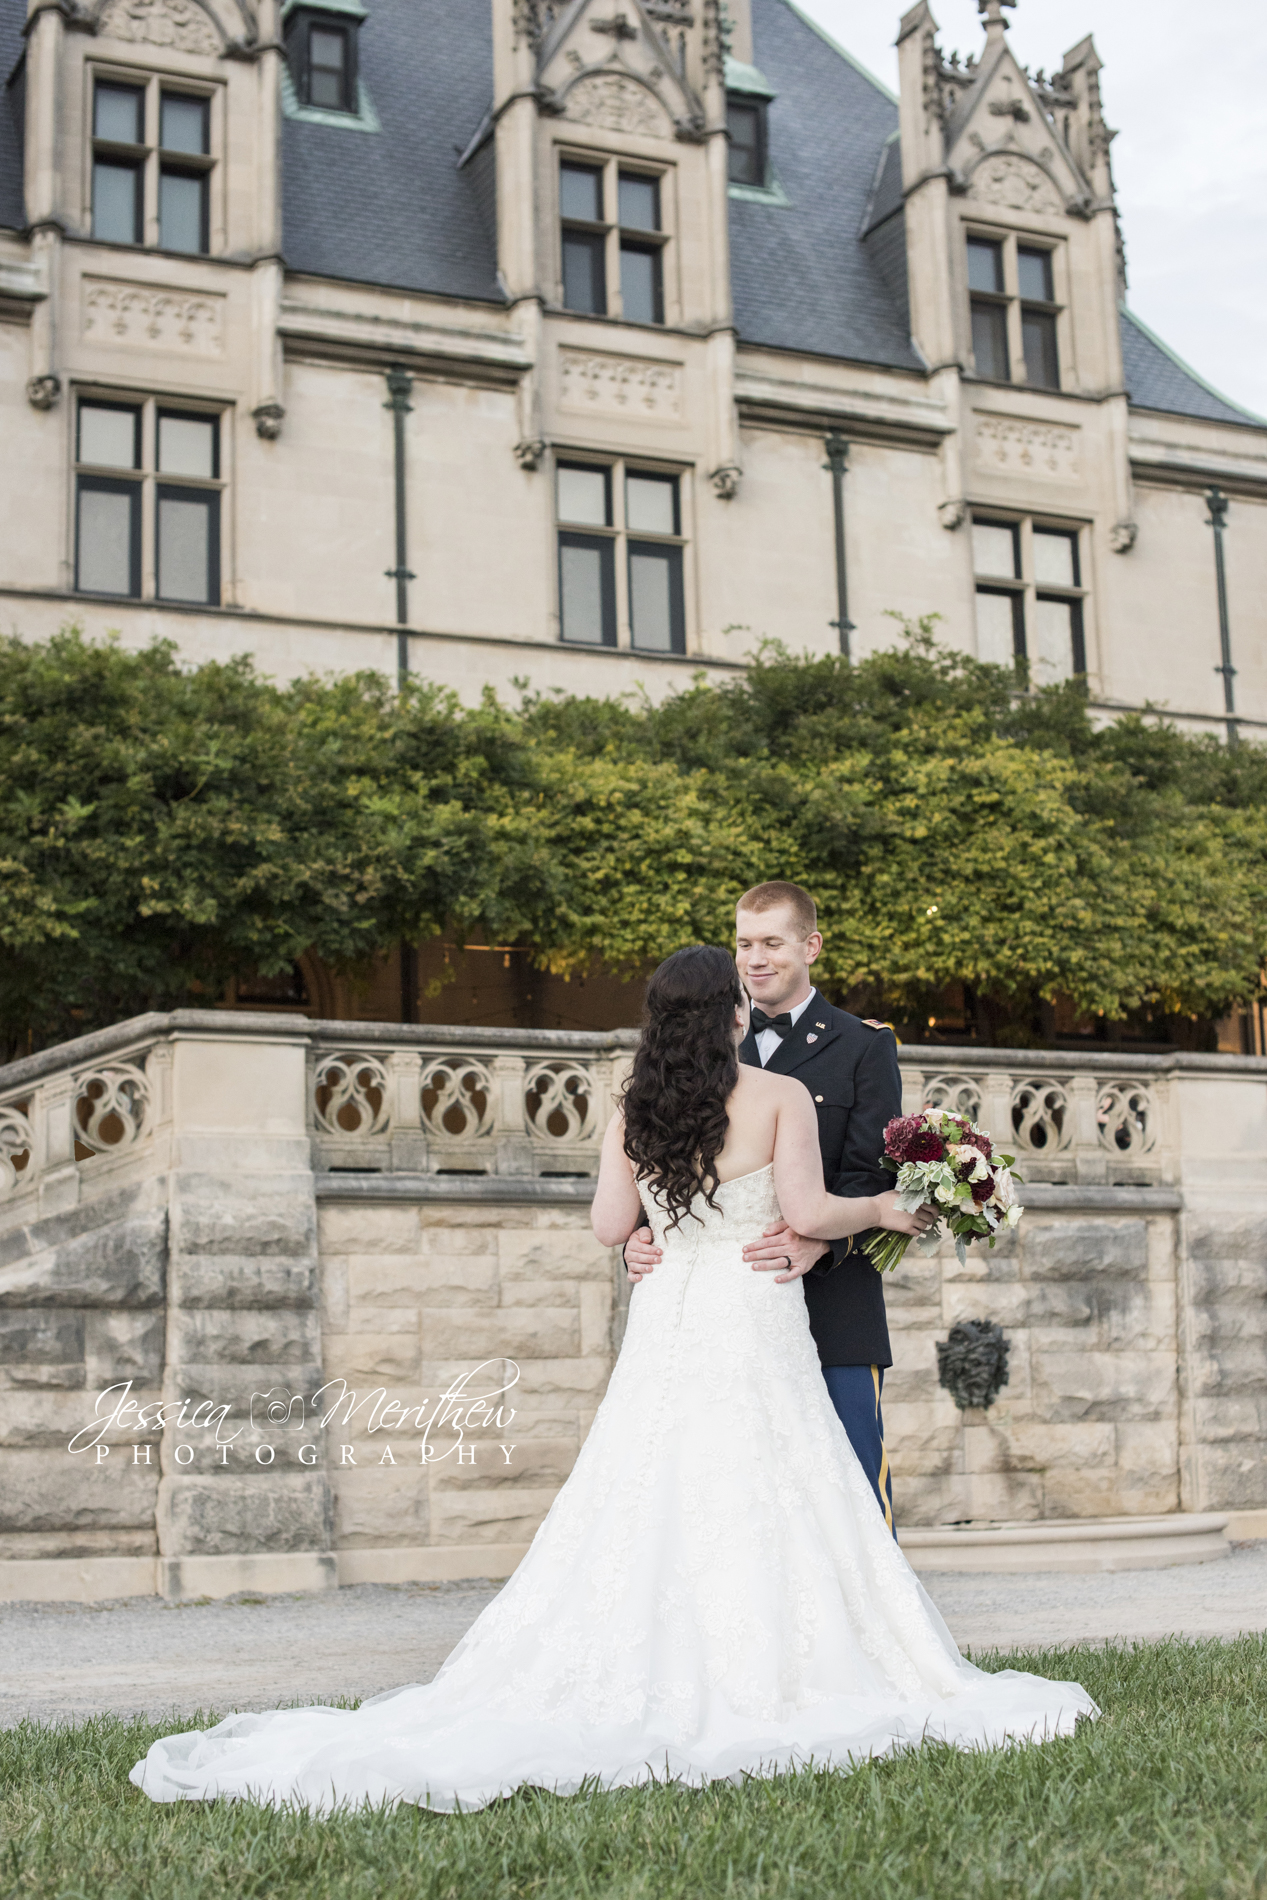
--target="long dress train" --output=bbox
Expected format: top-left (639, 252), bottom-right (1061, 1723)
top-left (131, 1166), bottom-right (1095, 1810)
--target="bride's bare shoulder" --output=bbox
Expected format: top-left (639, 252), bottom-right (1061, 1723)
top-left (732, 1067), bottom-right (804, 1104)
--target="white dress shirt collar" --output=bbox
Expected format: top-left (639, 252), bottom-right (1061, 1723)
top-left (754, 988), bottom-right (817, 1067)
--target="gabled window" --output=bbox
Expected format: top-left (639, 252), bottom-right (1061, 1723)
top-left (966, 231), bottom-right (1063, 390)
top-left (284, 1), bottom-right (363, 115)
top-left (91, 75), bottom-right (215, 255)
top-left (558, 155), bottom-right (669, 326)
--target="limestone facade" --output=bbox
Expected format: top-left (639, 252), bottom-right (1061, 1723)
top-left (1, 1011), bottom-right (1264, 1601)
top-left (0, 0), bottom-right (1262, 731)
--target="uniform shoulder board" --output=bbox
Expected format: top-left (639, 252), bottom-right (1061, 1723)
top-left (862, 1019), bottom-right (898, 1036)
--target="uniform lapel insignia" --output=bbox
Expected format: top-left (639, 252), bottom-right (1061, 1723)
top-left (815, 1021), bottom-right (826, 1030)
top-left (806, 1033), bottom-right (818, 1043)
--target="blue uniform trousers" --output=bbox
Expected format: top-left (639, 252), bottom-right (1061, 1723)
top-left (822, 1364), bottom-right (895, 1536)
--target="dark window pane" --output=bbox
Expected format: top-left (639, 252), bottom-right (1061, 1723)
top-left (971, 518), bottom-right (1019, 579)
top-left (159, 412), bottom-right (217, 479)
top-left (618, 171), bottom-right (659, 231)
top-left (94, 83), bottom-right (143, 144)
top-left (1022, 308), bottom-right (1060, 388)
top-left (1017, 246), bottom-right (1053, 303)
top-left (620, 242), bottom-right (661, 324)
top-left (559, 532), bottom-right (615, 645)
top-left (77, 478), bottom-right (139, 596)
top-left (557, 464), bottom-right (610, 527)
top-left (626, 472), bottom-right (677, 535)
top-left (975, 587), bottom-right (1024, 668)
top-left (966, 237), bottom-right (1004, 294)
top-left (562, 229), bottom-right (606, 314)
top-left (309, 27), bottom-right (348, 108)
top-left (560, 163), bottom-right (603, 223)
top-left (160, 93), bottom-right (208, 154)
top-left (629, 541), bottom-right (684, 653)
top-left (157, 486), bottom-right (218, 604)
top-left (93, 160), bottom-right (141, 244)
top-left (1032, 596), bottom-right (1080, 684)
top-left (160, 169), bottom-right (207, 253)
top-left (727, 99), bottom-right (762, 185)
top-left (971, 298), bottom-right (1009, 379)
top-left (79, 404), bottom-right (140, 469)
top-left (1033, 529), bottom-right (1077, 588)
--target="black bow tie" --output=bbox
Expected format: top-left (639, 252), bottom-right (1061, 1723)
top-left (750, 1007), bottom-right (793, 1039)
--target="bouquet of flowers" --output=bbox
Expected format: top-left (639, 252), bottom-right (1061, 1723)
top-left (862, 1107), bottom-right (1024, 1272)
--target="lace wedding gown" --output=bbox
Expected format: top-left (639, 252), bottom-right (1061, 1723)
top-left (132, 1165), bottom-right (1095, 1810)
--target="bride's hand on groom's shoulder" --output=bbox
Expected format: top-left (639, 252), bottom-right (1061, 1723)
top-left (875, 1191), bottom-right (938, 1238)
top-left (622, 1227), bottom-right (661, 1282)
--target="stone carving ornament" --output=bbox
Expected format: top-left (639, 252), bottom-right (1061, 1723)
top-left (524, 1062), bottom-right (596, 1142)
top-left (98, 0), bottom-right (223, 56)
top-left (559, 348), bottom-right (681, 417)
top-left (74, 1065), bottom-right (151, 1154)
top-left (975, 415), bottom-right (1078, 482)
top-left (83, 280), bottom-right (224, 356)
top-left (563, 71), bottom-right (671, 137)
top-left (0, 1102), bottom-right (34, 1197)
top-left (968, 152), bottom-right (1063, 216)
top-left (936, 1319), bottom-right (1011, 1412)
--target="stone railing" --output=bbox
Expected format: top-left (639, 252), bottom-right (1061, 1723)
top-left (307, 1026), bottom-right (634, 1177)
top-left (0, 1014), bottom-right (1239, 1219)
top-left (899, 1050), bottom-right (1173, 1187)
top-left (0, 1017), bottom-right (173, 1223)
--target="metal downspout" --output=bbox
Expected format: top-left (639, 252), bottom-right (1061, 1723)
top-left (1205, 487), bottom-right (1237, 747)
top-left (824, 432), bottom-right (854, 659)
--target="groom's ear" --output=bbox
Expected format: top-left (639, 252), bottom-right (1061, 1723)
top-left (805, 930), bottom-right (824, 964)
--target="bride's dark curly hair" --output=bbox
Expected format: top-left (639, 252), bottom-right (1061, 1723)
top-left (622, 944), bottom-right (744, 1231)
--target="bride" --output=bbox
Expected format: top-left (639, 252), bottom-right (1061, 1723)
top-left (132, 945), bottom-right (1095, 1810)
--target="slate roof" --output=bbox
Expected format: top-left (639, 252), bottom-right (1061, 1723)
top-left (732, 0), bottom-right (921, 370)
top-left (1119, 306), bottom-right (1264, 429)
top-left (0, 0), bottom-right (25, 233)
top-left (280, 0), bottom-right (499, 300)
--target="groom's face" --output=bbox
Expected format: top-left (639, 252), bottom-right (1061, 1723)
top-left (735, 904), bottom-right (822, 1014)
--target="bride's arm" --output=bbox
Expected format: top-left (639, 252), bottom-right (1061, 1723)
top-left (771, 1080), bottom-right (926, 1242)
top-left (591, 1110), bottom-right (645, 1247)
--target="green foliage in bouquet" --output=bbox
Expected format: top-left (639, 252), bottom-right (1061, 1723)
top-left (3, 621), bottom-right (1266, 1056)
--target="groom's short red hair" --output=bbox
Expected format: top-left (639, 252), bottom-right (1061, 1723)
top-left (736, 881), bottom-right (818, 940)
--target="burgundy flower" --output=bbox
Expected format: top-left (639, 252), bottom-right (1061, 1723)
top-left (961, 1128), bottom-right (994, 1162)
top-left (908, 1129), bottom-right (945, 1164)
top-left (970, 1172), bottom-right (994, 1204)
top-left (883, 1114), bottom-right (923, 1163)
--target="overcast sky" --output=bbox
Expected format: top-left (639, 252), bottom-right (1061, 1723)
top-left (792, 0), bottom-right (1267, 421)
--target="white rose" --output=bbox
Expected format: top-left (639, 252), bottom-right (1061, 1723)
top-left (1005, 1202), bottom-right (1023, 1228)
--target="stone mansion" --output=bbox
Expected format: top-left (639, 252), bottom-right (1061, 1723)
top-left (0, 0), bottom-right (1263, 735)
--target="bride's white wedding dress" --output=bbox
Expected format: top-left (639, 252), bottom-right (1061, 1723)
top-left (132, 1165), bottom-right (1095, 1810)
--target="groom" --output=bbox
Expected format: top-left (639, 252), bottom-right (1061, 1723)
top-left (623, 880), bottom-right (903, 1531)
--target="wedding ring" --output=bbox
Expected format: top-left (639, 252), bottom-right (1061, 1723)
top-left (782, 1255), bottom-right (791, 1269)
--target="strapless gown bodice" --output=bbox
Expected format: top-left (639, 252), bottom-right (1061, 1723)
top-left (131, 1163), bottom-right (1095, 1811)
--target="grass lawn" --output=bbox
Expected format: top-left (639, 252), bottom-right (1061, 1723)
top-left (3, 1636), bottom-right (1266, 1900)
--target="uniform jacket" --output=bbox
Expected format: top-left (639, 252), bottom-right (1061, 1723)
top-left (738, 992), bottom-right (902, 1368)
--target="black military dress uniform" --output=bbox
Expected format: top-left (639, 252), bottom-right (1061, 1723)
top-left (739, 989), bottom-right (903, 1528)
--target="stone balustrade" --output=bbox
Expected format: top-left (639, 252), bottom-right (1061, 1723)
top-left (0, 1011), bottom-right (1264, 1603)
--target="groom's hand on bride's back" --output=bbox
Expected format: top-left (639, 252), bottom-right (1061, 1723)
top-left (743, 1221), bottom-right (826, 1284)
top-left (622, 1227), bottom-right (661, 1282)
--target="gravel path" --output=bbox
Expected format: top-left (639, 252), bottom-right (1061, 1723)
top-left (4, 1547), bottom-right (1266, 1729)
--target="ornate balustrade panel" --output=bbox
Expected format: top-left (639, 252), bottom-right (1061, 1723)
top-left (900, 1062), bottom-right (1169, 1185)
top-left (0, 1044), bottom-right (164, 1213)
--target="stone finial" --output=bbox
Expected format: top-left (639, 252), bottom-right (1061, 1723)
top-left (252, 402), bottom-right (285, 440)
top-left (26, 373), bottom-right (61, 409)
top-left (710, 464), bottom-right (741, 499)
top-left (938, 498), bottom-right (966, 531)
top-left (978, 0), bottom-right (1016, 43)
top-left (513, 438), bottom-right (547, 470)
top-left (1109, 519), bottom-right (1137, 554)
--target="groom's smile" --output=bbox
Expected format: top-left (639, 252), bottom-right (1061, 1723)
top-left (735, 900), bottom-right (823, 1016)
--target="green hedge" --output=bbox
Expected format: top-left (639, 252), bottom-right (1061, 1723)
top-left (3, 625), bottom-right (1265, 1054)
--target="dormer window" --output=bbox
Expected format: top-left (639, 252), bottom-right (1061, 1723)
top-left (726, 99), bottom-right (766, 187)
top-left (967, 231), bottom-right (1063, 390)
top-left (285, 2), bottom-right (363, 115)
